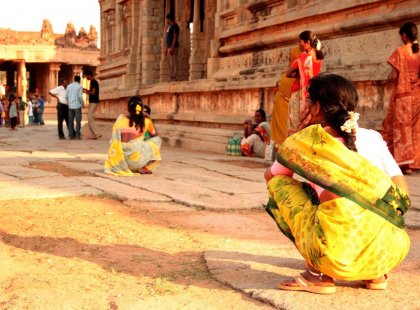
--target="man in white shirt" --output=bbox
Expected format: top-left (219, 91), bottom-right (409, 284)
top-left (49, 79), bottom-right (69, 139)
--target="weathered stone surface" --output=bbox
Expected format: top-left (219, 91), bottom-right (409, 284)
top-left (123, 200), bottom-right (195, 212)
top-left (75, 176), bottom-right (171, 202)
top-left (0, 166), bottom-right (61, 179)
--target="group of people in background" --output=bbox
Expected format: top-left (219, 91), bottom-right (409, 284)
top-left (48, 69), bottom-right (100, 140)
top-left (0, 93), bottom-right (45, 130)
top-left (240, 30), bottom-right (324, 159)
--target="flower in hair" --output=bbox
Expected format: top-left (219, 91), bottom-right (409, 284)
top-left (316, 40), bottom-right (322, 51)
top-left (135, 104), bottom-right (142, 115)
top-left (340, 111), bottom-right (359, 133)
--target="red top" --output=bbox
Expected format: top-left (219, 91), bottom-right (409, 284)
top-left (291, 53), bottom-right (323, 94)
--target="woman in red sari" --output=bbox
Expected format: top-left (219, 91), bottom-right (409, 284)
top-left (382, 22), bottom-right (420, 174)
top-left (286, 31), bottom-right (325, 135)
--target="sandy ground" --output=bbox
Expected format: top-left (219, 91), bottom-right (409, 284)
top-left (0, 192), bottom-right (280, 309)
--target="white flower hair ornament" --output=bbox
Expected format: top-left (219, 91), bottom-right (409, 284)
top-left (340, 111), bottom-right (359, 133)
top-left (316, 39), bottom-right (322, 51)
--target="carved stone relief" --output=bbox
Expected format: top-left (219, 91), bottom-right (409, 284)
top-left (40, 19), bottom-right (54, 42)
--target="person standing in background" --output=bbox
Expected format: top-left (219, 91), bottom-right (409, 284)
top-left (27, 97), bottom-right (33, 126)
top-left (286, 30), bottom-right (325, 135)
top-left (49, 78), bottom-right (69, 139)
top-left (66, 76), bottom-right (84, 140)
top-left (18, 97), bottom-right (27, 128)
top-left (270, 46), bottom-right (301, 146)
top-left (38, 95), bottom-right (45, 125)
top-left (381, 22), bottom-right (420, 175)
top-left (8, 95), bottom-right (18, 131)
top-left (165, 13), bottom-right (180, 81)
top-left (83, 70), bottom-right (101, 139)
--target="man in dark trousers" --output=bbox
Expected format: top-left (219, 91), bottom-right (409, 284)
top-left (49, 78), bottom-right (69, 139)
top-left (83, 69), bottom-right (101, 139)
top-left (165, 13), bottom-right (179, 81)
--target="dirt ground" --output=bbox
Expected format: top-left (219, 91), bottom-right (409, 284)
top-left (0, 194), bottom-right (281, 309)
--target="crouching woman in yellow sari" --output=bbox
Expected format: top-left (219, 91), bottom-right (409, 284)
top-left (264, 73), bottom-right (411, 294)
top-left (104, 96), bottom-right (161, 176)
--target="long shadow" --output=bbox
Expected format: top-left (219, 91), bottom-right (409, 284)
top-left (0, 230), bottom-right (303, 291)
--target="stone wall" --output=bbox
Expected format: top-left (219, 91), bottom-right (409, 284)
top-left (97, 0), bottom-right (420, 137)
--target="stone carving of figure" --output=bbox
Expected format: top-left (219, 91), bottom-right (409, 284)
top-left (78, 27), bottom-right (88, 40)
top-left (40, 19), bottom-right (54, 42)
top-left (77, 27), bottom-right (89, 46)
top-left (107, 10), bottom-right (116, 26)
top-left (65, 22), bottom-right (76, 46)
top-left (88, 25), bottom-right (98, 47)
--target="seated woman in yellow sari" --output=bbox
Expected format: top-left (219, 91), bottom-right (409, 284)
top-left (104, 96), bottom-right (161, 175)
top-left (264, 73), bottom-right (411, 294)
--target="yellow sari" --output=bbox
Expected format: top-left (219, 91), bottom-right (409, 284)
top-left (266, 125), bottom-right (411, 280)
top-left (270, 46), bottom-right (301, 145)
top-left (104, 115), bottom-right (161, 176)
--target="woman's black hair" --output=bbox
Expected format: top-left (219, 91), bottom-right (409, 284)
top-left (399, 22), bottom-right (419, 53)
top-left (255, 108), bottom-right (266, 121)
top-left (308, 73), bottom-right (359, 152)
top-left (127, 96), bottom-right (145, 132)
top-left (299, 30), bottom-right (325, 60)
top-left (144, 104), bottom-right (151, 115)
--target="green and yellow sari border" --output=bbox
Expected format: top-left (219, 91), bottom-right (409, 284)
top-left (276, 152), bottom-right (408, 229)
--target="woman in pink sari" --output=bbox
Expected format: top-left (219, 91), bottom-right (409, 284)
top-left (286, 31), bottom-right (325, 135)
top-left (382, 22), bottom-right (420, 174)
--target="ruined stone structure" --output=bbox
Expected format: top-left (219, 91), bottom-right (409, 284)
top-left (0, 20), bottom-right (99, 103)
top-left (96, 0), bottom-right (419, 152)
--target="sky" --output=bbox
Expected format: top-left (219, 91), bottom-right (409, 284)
top-left (0, 0), bottom-right (100, 36)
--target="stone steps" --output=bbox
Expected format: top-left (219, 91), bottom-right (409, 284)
top-left (42, 105), bottom-right (387, 154)
top-left (158, 124), bottom-right (240, 154)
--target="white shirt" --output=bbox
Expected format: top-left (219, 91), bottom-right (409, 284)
top-left (27, 100), bottom-right (33, 116)
top-left (355, 128), bottom-right (402, 177)
top-left (49, 85), bottom-right (68, 104)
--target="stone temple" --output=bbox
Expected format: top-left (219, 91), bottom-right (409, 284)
top-left (0, 19), bottom-right (99, 102)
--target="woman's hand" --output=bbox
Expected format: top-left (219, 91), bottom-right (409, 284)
top-left (297, 107), bottom-right (312, 131)
top-left (243, 119), bottom-right (253, 138)
top-left (264, 166), bottom-right (274, 183)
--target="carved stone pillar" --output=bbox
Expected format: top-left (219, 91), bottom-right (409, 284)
top-left (176, 0), bottom-right (191, 82)
top-left (48, 63), bottom-right (61, 103)
top-left (159, 1), bottom-right (171, 83)
top-left (189, 0), bottom-right (205, 80)
top-left (100, 14), bottom-right (107, 56)
top-left (17, 60), bottom-right (28, 101)
top-left (142, 0), bottom-right (162, 85)
top-left (117, 2), bottom-right (132, 51)
top-left (107, 10), bottom-right (116, 54)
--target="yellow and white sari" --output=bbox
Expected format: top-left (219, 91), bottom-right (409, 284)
top-left (266, 125), bottom-right (411, 280)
